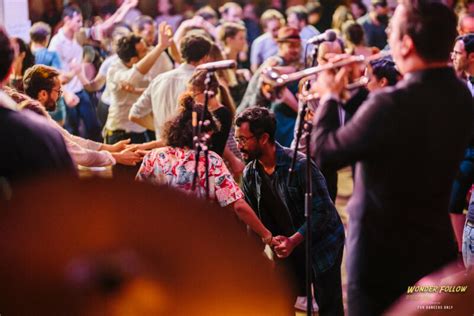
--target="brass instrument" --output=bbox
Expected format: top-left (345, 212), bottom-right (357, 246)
top-left (262, 51), bottom-right (391, 88)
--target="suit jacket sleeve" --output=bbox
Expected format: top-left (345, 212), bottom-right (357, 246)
top-left (311, 92), bottom-right (395, 171)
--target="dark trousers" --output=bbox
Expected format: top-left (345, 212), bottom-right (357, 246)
top-left (278, 244), bottom-right (344, 316)
top-left (96, 99), bottom-right (109, 130)
top-left (65, 90), bottom-right (101, 141)
top-left (314, 246), bottom-right (344, 316)
top-left (105, 129), bottom-right (150, 145)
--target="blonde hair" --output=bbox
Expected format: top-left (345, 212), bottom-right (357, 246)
top-left (260, 9), bottom-right (285, 29)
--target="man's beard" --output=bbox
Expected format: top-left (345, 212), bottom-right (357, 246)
top-left (45, 96), bottom-right (57, 112)
top-left (240, 148), bottom-right (262, 163)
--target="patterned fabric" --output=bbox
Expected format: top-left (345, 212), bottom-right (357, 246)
top-left (137, 147), bottom-right (243, 207)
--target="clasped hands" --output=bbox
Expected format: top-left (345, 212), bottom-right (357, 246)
top-left (268, 235), bottom-right (298, 259)
top-left (102, 139), bottom-right (149, 166)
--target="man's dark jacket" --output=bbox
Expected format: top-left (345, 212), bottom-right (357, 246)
top-left (312, 67), bottom-right (474, 315)
top-left (242, 143), bottom-right (345, 275)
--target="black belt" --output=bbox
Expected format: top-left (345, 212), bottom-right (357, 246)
top-left (467, 220), bottom-right (474, 227)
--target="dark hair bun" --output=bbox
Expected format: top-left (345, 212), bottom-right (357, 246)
top-left (178, 92), bottom-right (196, 112)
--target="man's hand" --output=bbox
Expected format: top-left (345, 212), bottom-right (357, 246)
top-left (273, 232), bottom-right (304, 258)
top-left (63, 90), bottom-right (80, 108)
top-left (273, 236), bottom-right (295, 258)
top-left (312, 67), bottom-right (349, 100)
top-left (157, 22), bottom-right (173, 50)
top-left (112, 146), bottom-right (142, 166)
top-left (102, 138), bottom-right (131, 152)
top-left (312, 53), bottom-right (350, 100)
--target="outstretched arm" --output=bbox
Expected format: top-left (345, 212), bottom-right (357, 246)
top-left (232, 198), bottom-right (274, 245)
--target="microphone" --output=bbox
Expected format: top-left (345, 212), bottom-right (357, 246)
top-left (307, 30), bottom-right (337, 45)
top-left (196, 60), bottom-right (237, 71)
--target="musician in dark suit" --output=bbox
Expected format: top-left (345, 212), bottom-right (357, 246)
top-left (311, 1), bottom-right (473, 315)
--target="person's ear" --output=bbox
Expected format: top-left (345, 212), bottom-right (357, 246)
top-left (468, 52), bottom-right (474, 63)
top-left (129, 56), bottom-right (139, 65)
top-left (259, 133), bottom-right (270, 145)
top-left (379, 77), bottom-right (388, 88)
top-left (399, 34), bottom-right (413, 58)
top-left (37, 90), bottom-right (48, 103)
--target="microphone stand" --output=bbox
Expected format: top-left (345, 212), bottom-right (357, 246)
top-left (303, 113), bottom-right (313, 316)
top-left (287, 46), bottom-right (318, 316)
top-left (191, 71), bottom-right (214, 200)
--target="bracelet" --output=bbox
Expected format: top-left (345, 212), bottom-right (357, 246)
top-left (262, 234), bottom-right (273, 245)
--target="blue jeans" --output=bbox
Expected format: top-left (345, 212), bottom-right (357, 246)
top-left (449, 152), bottom-right (474, 214)
top-left (463, 221), bottom-right (474, 271)
top-left (65, 90), bottom-right (101, 141)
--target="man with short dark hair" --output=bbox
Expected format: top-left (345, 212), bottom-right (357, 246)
top-left (0, 27), bottom-right (74, 183)
top-left (286, 5), bottom-right (320, 42)
top-left (357, 0), bottom-right (389, 49)
top-left (105, 23), bottom-right (172, 144)
top-left (312, 1), bottom-right (473, 314)
top-left (235, 106), bottom-right (344, 315)
top-left (129, 33), bottom-right (212, 139)
top-left (365, 58), bottom-right (400, 91)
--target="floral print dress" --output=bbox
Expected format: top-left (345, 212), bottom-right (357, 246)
top-left (136, 147), bottom-right (243, 207)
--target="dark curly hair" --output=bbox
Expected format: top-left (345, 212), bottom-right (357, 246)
top-left (369, 58), bottom-right (400, 86)
top-left (235, 107), bottom-right (276, 143)
top-left (180, 34), bottom-right (212, 63)
top-left (116, 34), bottom-right (142, 63)
top-left (398, 0), bottom-right (457, 62)
top-left (162, 93), bottom-right (219, 148)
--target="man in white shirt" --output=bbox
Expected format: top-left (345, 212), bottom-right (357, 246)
top-left (129, 33), bottom-right (212, 139)
top-left (105, 23), bottom-right (173, 144)
top-left (49, 5), bottom-right (101, 141)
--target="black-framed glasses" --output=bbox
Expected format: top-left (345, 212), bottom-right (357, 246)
top-left (234, 135), bottom-right (257, 145)
top-left (51, 88), bottom-right (62, 97)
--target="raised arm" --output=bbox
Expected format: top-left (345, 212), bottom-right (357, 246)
top-left (135, 22), bottom-right (172, 75)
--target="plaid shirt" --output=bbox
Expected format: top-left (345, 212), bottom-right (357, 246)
top-left (242, 143), bottom-right (345, 274)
